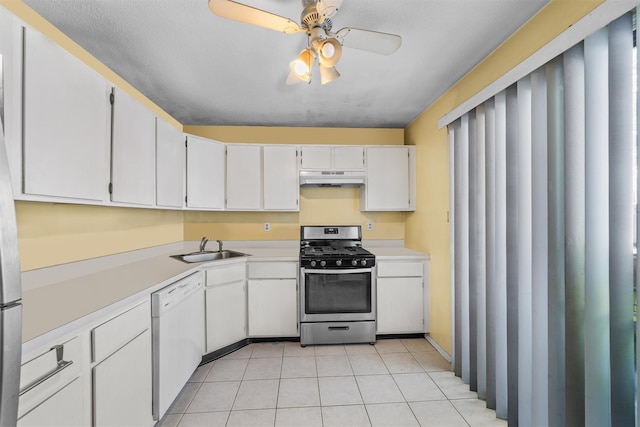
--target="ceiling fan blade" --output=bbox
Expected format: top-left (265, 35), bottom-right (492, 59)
top-left (316, 0), bottom-right (344, 21)
top-left (208, 0), bottom-right (305, 35)
top-left (335, 27), bottom-right (402, 55)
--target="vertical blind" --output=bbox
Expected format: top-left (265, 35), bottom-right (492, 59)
top-left (450, 10), bottom-right (636, 426)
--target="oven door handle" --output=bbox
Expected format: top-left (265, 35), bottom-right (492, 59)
top-left (301, 268), bottom-right (372, 274)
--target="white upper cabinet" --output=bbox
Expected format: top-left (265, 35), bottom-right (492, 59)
top-left (156, 119), bottom-right (185, 208)
top-left (110, 88), bottom-right (156, 206)
top-left (361, 146), bottom-right (416, 211)
top-left (22, 27), bottom-right (110, 201)
top-left (263, 145), bottom-right (299, 211)
top-left (300, 145), bottom-right (364, 170)
top-left (333, 146), bottom-right (365, 170)
top-left (226, 144), bottom-right (262, 210)
top-left (300, 146), bottom-right (331, 169)
top-left (186, 135), bottom-right (225, 209)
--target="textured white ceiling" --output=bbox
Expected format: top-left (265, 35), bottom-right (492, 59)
top-left (23, 0), bottom-right (549, 128)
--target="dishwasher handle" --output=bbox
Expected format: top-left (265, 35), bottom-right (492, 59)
top-left (152, 277), bottom-right (203, 317)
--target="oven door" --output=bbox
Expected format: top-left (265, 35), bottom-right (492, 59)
top-left (300, 267), bottom-right (376, 323)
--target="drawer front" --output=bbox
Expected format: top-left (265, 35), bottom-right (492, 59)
top-left (377, 261), bottom-right (424, 277)
top-left (92, 300), bottom-right (150, 363)
top-left (206, 263), bottom-right (246, 286)
top-left (19, 336), bottom-right (83, 419)
top-left (248, 261), bottom-right (298, 279)
top-left (19, 377), bottom-right (85, 426)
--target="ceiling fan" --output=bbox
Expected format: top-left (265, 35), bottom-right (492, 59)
top-left (207, 0), bottom-right (402, 85)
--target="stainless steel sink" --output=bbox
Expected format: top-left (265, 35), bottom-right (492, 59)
top-left (171, 250), bottom-right (249, 263)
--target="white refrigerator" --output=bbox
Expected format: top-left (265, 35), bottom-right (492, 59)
top-left (0, 52), bottom-right (22, 427)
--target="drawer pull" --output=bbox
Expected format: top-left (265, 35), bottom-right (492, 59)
top-left (328, 326), bottom-right (350, 331)
top-left (20, 345), bottom-right (73, 396)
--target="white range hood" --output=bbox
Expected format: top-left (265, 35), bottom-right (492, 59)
top-left (299, 170), bottom-right (365, 187)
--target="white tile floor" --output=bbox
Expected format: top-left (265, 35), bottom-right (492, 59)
top-left (157, 338), bottom-right (506, 427)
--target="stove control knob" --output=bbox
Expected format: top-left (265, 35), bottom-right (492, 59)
top-left (320, 260), bottom-right (327, 267)
top-left (336, 259), bottom-right (342, 267)
top-left (310, 260), bottom-right (317, 267)
top-left (351, 259), bottom-right (358, 266)
top-left (361, 259), bottom-right (367, 266)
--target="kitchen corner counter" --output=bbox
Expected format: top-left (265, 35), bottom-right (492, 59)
top-left (20, 240), bottom-right (427, 352)
top-left (20, 241), bottom-right (299, 350)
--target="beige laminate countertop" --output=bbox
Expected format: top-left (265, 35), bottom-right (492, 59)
top-left (21, 241), bottom-right (428, 350)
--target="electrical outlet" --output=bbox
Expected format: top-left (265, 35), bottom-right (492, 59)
top-left (264, 222), bottom-right (270, 232)
top-left (367, 222), bottom-right (373, 231)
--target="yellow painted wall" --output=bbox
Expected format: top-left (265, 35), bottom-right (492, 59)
top-left (184, 126), bottom-right (403, 146)
top-left (404, 0), bottom-right (605, 353)
top-left (184, 187), bottom-right (404, 241)
top-left (15, 202), bottom-right (184, 271)
top-left (183, 126), bottom-right (405, 241)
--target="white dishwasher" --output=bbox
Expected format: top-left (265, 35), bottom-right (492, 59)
top-left (151, 272), bottom-right (205, 421)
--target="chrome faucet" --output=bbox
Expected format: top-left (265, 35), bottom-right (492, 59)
top-left (216, 240), bottom-right (223, 252)
top-left (199, 237), bottom-right (209, 252)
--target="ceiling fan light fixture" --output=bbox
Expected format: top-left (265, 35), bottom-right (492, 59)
top-left (319, 64), bottom-right (340, 85)
top-left (289, 48), bottom-right (314, 83)
top-left (317, 38), bottom-right (342, 67)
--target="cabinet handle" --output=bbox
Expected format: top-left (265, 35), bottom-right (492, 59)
top-left (20, 345), bottom-right (74, 396)
top-left (328, 326), bottom-right (350, 331)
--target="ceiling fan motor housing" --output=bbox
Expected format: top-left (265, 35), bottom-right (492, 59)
top-left (301, 3), bottom-right (333, 31)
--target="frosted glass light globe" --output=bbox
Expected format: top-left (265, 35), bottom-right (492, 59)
top-left (294, 60), bottom-right (309, 75)
top-left (322, 43), bottom-right (335, 59)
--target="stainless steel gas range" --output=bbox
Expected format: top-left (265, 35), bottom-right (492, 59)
top-left (299, 225), bottom-right (376, 346)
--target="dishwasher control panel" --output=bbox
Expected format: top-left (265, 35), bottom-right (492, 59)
top-left (151, 272), bottom-right (203, 317)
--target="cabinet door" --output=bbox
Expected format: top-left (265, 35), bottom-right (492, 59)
top-left (226, 144), bottom-right (261, 210)
top-left (300, 146), bottom-right (331, 169)
top-left (333, 146), bottom-right (364, 170)
top-left (23, 28), bottom-right (109, 201)
top-left (248, 279), bottom-right (298, 337)
top-left (93, 330), bottom-right (153, 427)
top-left (377, 277), bottom-right (423, 334)
top-left (186, 136), bottom-right (225, 209)
top-left (363, 147), bottom-right (410, 211)
top-left (110, 88), bottom-right (156, 205)
top-left (205, 281), bottom-right (246, 352)
top-left (18, 378), bottom-right (84, 427)
top-left (263, 145), bottom-right (299, 211)
top-left (156, 119), bottom-right (185, 208)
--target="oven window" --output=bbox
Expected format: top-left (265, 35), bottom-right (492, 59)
top-left (305, 271), bottom-right (372, 314)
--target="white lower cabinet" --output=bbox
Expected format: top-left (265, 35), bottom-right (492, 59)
top-left (247, 261), bottom-right (298, 337)
top-left (93, 330), bottom-right (152, 426)
top-left (18, 378), bottom-right (85, 427)
top-left (376, 259), bottom-right (427, 334)
top-left (205, 262), bottom-right (247, 352)
top-left (91, 300), bottom-right (153, 427)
